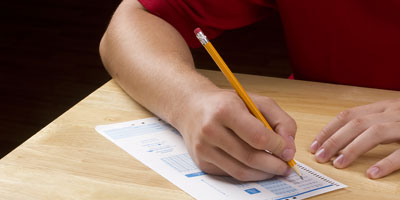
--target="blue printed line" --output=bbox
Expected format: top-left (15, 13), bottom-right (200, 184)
top-left (276, 185), bottom-right (333, 200)
top-left (245, 188), bottom-right (261, 194)
top-left (185, 172), bottom-right (206, 178)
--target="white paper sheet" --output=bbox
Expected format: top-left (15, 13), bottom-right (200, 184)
top-left (96, 117), bottom-right (346, 200)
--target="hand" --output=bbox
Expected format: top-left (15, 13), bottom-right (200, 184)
top-left (175, 89), bottom-right (297, 181)
top-left (310, 98), bottom-right (400, 179)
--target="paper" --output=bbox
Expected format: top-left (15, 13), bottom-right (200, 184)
top-left (96, 117), bottom-right (346, 200)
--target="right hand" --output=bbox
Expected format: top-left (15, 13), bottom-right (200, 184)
top-left (175, 89), bottom-right (297, 181)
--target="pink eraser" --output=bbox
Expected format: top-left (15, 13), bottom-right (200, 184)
top-left (194, 28), bottom-right (202, 34)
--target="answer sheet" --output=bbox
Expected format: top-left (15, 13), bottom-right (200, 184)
top-left (96, 117), bottom-right (346, 200)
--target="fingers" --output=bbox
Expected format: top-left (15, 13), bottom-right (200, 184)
top-left (256, 96), bottom-right (297, 161)
top-left (255, 96), bottom-right (297, 141)
top-left (198, 145), bottom-right (275, 181)
top-left (222, 104), bottom-right (293, 161)
top-left (254, 96), bottom-right (297, 155)
top-left (314, 111), bottom-right (400, 164)
top-left (194, 160), bottom-right (227, 176)
top-left (310, 102), bottom-right (386, 154)
top-left (187, 91), bottom-right (296, 181)
top-left (366, 149), bottom-right (400, 179)
top-left (206, 125), bottom-right (290, 175)
top-left (332, 122), bottom-right (400, 169)
top-left (314, 112), bottom-right (392, 163)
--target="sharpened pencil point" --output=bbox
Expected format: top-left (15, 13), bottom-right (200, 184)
top-left (291, 164), bottom-right (303, 179)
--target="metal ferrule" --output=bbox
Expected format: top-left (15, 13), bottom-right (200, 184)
top-left (195, 31), bottom-right (209, 45)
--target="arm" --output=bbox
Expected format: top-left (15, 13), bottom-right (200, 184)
top-left (99, 0), bottom-right (215, 125)
top-left (100, 0), bottom-right (297, 181)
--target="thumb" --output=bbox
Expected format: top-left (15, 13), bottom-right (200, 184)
top-left (252, 95), bottom-right (297, 150)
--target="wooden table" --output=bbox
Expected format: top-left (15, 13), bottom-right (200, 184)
top-left (1, 70), bottom-right (399, 199)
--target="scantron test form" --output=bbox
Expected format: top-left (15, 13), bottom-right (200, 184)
top-left (96, 117), bottom-right (346, 200)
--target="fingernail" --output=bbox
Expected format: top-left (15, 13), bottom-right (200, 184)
top-left (282, 149), bottom-right (294, 161)
top-left (333, 154), bottom-right (344, 168)
top-left (315, 148), bottom-right (326, 162)
top-left (309, 140), bottom-right (319, 153)
top-left (367, 166), bottom-right (380, 179)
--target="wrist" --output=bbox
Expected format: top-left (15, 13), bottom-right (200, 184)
top-left (167, 81), bottom-right (221, 133)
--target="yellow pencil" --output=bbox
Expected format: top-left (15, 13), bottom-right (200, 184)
top-left (194, 28), bottom-right (302, 179)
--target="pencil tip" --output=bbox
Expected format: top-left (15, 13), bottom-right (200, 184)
top-left (300, 176), bottom-right (304, 180)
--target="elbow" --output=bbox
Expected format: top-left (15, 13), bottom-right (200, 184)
top-left (99, 32), bottom-right (111, 73)
top-left (99, 33), bottom-right (107, 65)
top-left (99, 31), bottom-right (120, 80)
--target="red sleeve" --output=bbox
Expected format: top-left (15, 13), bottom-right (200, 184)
top-left (138, 0), bottom-right (276, 48)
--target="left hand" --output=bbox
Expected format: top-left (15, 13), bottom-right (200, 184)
top-left (309, 98), bottom-right (400, 179)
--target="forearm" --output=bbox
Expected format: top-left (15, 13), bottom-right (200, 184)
top-left (99, 0), bottom-right (298, 181)
top-left (99, 0), bottom-right (218, 127)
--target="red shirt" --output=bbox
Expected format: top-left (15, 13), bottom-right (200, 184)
top-left (138, 0), bottom-right (400, 90)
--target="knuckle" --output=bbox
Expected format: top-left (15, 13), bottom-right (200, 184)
top-left (255, 134), bottom-right (285, 154)
top-left (325, 137), bottom-right (340, 149)
top-left (263, 96), bottom-right (274, 103)
top-left (317, 128), bottom-right (330, 141)
top-left (244, 150), bottom-right (257, 166)
top-left (349, 117), bottom-right (364, 128)
top-left (270, 162), bottom-right (287, 175)
top-left (343, 146), bottom-right (356, 157)
top-left (196, 161), bottom-right (213, 173)
top-left (250, 132), bottom-right (269, 150)
top-left (214, 102), bottom-right (229, 119)
top-left (276, 116), bottom-right (297, 135)
top-left (193, 142), bottom-right (208, 157)
top-left (213, 98), bottom-right (241, 120)
top-left (369, 124), bottom-right (385, 137)
top-left (200, 122), bottom-right (215, 139)
top-left (269, 138), bottom-right (285, 153)
top-left (232, 169), bottom-right (251, 182)
top-left (262, 97), bottom-right (277, 107)
top-left (337, 110), bottom-right (352, 122)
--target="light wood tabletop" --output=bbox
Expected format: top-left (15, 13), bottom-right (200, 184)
top-left (1, 69), bottom-right (399, 199)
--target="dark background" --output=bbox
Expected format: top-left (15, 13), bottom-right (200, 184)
top-left (0, 0), bottom-right (291, 158)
